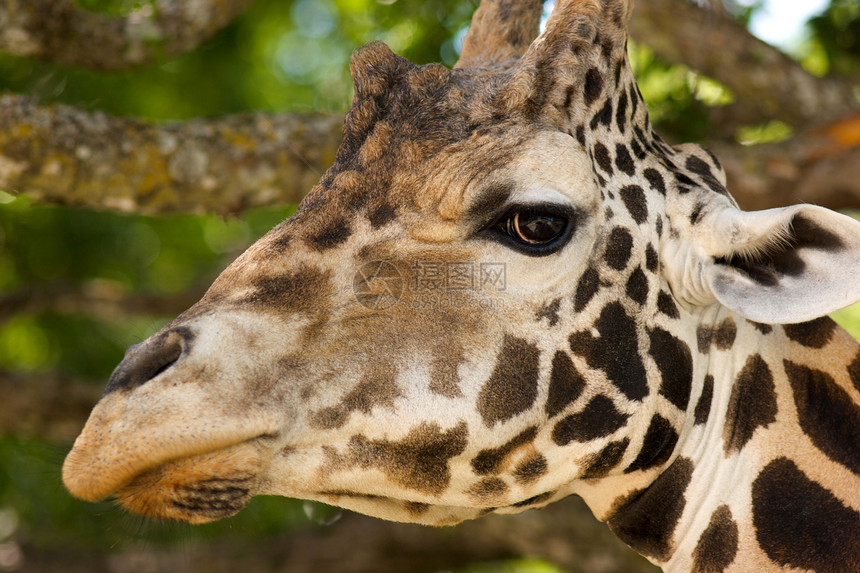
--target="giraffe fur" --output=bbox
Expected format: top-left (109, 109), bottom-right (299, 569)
top-left (63, 1), bottom-right (860, 571)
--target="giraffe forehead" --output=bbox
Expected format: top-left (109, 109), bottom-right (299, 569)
top-left (290, 129), bottom-right (602, 261)
top-left (283, 61), bottom-right (569, 252)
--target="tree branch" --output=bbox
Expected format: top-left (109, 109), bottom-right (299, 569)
top-left (0, 0), bottom-right (255, 70)
top-left (711, 112), bottom-right (860, 211)
top-left (0, 95), bottom-right (342, 214)
top-left (4, 93), bottom-right (860, 214)
top-left (0, 282), bottom-right (208, 323)
top-left (631, 0), bottom-right (859, 129)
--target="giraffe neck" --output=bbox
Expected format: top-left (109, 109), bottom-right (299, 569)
top-left (576, 310), bottom-right (860, 571)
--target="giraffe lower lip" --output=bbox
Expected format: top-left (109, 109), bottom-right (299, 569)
top-left (111, 440), bottom-right (266, 523)
top-left (116, 471), bottom-right (255, 523)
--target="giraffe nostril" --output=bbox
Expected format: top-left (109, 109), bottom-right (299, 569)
top-left (103, 327), bottom-right (194, 395)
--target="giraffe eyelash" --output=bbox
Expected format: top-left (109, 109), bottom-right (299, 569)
top-left (484, 204), bottom-right (579, 256)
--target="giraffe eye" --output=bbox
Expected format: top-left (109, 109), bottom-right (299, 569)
top-left (488, 205), bottom-right (575, 256)
top-left (506, 212), bottom-right (567, 245)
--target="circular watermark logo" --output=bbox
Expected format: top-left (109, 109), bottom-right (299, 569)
top-left (353, 260), bottom-right (405, 310)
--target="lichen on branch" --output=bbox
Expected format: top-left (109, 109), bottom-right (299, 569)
top-left (0, 0), bottom-right (255, 70)
top-left (0, 95), bottom-right (343, 214)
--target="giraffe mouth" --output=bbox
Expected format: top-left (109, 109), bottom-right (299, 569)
top-left (111, 440), bottom-right (267, 523)
top-left (62, 386), bottom-right (282, 513)
top-left (62, 403), bottom-right (277, 523)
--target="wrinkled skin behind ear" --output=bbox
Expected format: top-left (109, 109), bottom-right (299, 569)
top-left (686, 204), bottom-right (860, 324)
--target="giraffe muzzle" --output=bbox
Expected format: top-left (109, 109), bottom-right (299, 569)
top-left (62, 319), bottom-right (284, 506)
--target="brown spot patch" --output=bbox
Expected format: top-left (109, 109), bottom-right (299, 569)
top-left (552, 394), bottom-right (629, 445)
top-left (724, 354), bottom-right (777, 454)
top-left (591, 97), bottom-right (614, 130)
top-left (429, 338), bottom-right (465, 398)
top-left (752, 457), bottom-right (860, 571)
top-left (696, 318), bottom-right (737, 354)
top-left (573, 267), bottom-right (601, 312)
top-left (240, 267), bottom-right (330, 314)
top-left (593, 142), bottom-right (613, 175)
top-left (311, 361), bottom-right (400, 430)
top-left (569, 302), bottom-right (648, 401)
top-left (615, 90), bottom-right (629, 133)
top-left (657, 291), bottom-right (679, 319)
top-left (713, 318), bottom-right (738, 349)
top-left (347, 421), bottom-right (468, 495)
top-left (536, 298), bottom-right (562, 327)
top-left (749, 321), bottom-right (773, 335)
top-left (584, 67), bottom-right (604, 106)
top-left (685, 155), bottom-right (713, 179)
top-left (477, 335), bottom-right (541, 426)
top-left (270, 231), bottom-right (292, 250)
top-left (620, 185), bottom-right (648, 225)
top-left (625, 266), bottom-right (649, 305)
top-left (784, 360), bottom-right (860, 476)
top-left (512, 454), bottom-right (548, 484)
top-left (645, 247), bottom-right (659, 277)
top-left (319, 489), bottom-right (383, 501)
top-left (850, 350), bottom-right (860, 394)
top-left (471, 426), bottom-right (538, 475)
top-left (308, 218), bottom-right (352, 251)
top-left (404, 501), bottom-right (430, 516)
top-left (615, 144), bottom-right (635, 177)
top-left (624, 414), bottom-right (678, 473)
top-left (692, 505), bottom-right (738, 573)
top-left (783, 317), bottom-right (837, 349)
top-left (467, 477), bottom-right (508, 504)
top-left (511, 491), bottom-right (554, 508)
top-left (603, 227), bottom-right (634, 271)
top-left (367, 202), bottom-right (397, 228)
top-left (545, 350), bottom-right (586, 418)
top-left (581, 438), bottom-right (629, 479)
top-left (649, 328), bottom-right (693, 411)
top-left (644, 168), bottom-right (666, 195)
top-left (607, 457), bottom-right (695, 561)
top-left (694, 375), bottom-right (714, 425)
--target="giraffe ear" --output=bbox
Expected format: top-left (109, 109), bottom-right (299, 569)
top-left (455, 0), bottom-right (544, 69)
top-left (696, 205), bottom-right (860, 324)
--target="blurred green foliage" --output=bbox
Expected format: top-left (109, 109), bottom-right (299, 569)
top-left (810, 0), bottom-right (860, 75)
top-left (0, 435), bottom-right (312, 549)
top-left (1, 0), bottom-right (859, 570)
top-left (1, 0), bottom-right (481, 120)
top-left (454, 560), bottom-right (566, 573)
top-left (0, 196), bottom-right (294, 378)
top-left (75, 0), bottom-right (151, 16)
top-left (628, 42), bottom-right (721, 143)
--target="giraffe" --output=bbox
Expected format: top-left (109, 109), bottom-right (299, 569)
top-left (63, 0), bottom-right (860, 571)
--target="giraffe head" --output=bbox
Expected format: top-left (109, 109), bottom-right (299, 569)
top-left (63, 0), bottom-right (860, 530)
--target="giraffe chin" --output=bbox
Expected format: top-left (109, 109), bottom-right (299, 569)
top-left (112, 441), bottom-right (266, 524)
